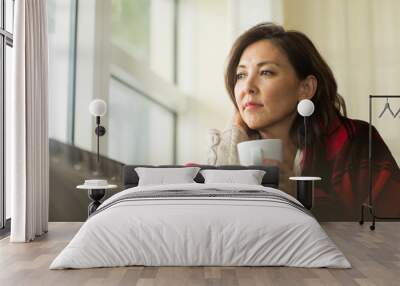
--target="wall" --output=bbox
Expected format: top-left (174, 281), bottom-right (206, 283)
top-left (176, 0), bottom-right (232, 164)
top-left (283, 0), bottom-right (400, 165)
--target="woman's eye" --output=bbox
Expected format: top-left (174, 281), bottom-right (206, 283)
top-left (261, 70), bottom-right (273, 76)
top-left (236, 73), bottom-right (246, 80)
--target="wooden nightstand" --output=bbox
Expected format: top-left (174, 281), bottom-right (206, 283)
top-left (76, 184), bottom-right (117, 216)
top-left (289, 176), bottom-right (321, 210)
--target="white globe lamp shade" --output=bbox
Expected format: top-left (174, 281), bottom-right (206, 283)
top-left (89, 99), bottom-right (107, 116)
top-left (297, 99), bottom-right (314, 117)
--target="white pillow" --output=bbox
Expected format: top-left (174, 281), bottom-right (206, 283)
top-left (135, 167), bottom-right (201, 186)
top-left (200, 169), bottom-right (266, 185)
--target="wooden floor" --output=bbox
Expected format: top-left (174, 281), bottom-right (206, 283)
top-left (0, 222), bottom-right (399, 286)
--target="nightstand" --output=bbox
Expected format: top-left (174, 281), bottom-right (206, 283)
top-left (76, 183), bottom-right (117, 216)
top-left (289, 176), bottom-right (321, 210)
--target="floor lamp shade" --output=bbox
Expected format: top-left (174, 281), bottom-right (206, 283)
top-left (89, 99), bottom-right (107, 117)
top-left (297, 99), bottom-right (314, 117)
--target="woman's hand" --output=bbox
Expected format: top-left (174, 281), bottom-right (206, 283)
top-left (261, 159), bottom-right (294, 177)
top-left (233, 111), bottom-right (251, 135)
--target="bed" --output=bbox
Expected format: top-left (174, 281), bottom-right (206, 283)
top-left (50, 165), bottom-right (351, 269)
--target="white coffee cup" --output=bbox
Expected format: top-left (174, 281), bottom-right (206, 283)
top-left (237, 139), bottom-right (283, 165)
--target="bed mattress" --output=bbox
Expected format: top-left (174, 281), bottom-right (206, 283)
top-left (50, 183), bottom-right (351, 269)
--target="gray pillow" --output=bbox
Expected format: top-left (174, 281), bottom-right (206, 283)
top-left (200, 169), bottom-right (266, 185)
top-left (135, 167), bottom-right (201, 186)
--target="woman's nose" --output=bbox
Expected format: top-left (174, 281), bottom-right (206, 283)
top-left (244, 76), bottom-right (258, 95)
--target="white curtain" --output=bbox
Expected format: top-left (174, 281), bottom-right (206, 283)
top-left (8, 0), bottom-right (49, 242)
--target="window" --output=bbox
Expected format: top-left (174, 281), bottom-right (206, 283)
top-left (46, 0), bottom-right (179, 222)
top-left (111, 0), bottom-right (177, 83)
top-left (108, 77), bottom-right (176, 165)
top-left (112, 0), bottom-right (151, 64)
top-left (1, 0), bottom-right (14, 231)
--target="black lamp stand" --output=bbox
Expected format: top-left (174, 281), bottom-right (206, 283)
top-left (87, 116), bottom-right (107, 216)
top-left (94, 116), bottom-right (106, 162)
top-left (304, 116), bottom-right (308, 158)
top-left (296, 180), bottom-right (314, 210)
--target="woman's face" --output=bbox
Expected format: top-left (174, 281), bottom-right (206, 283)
top-left (234, 39), bottom-right (302, 131)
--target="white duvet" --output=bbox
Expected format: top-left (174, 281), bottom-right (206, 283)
top-left (50, 183), bottom-right (351, 269)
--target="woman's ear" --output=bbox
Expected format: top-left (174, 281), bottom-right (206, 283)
top-left (298, 75), bottom-right (317, 101)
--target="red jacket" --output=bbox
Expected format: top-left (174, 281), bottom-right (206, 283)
top-left (303, 116), bottom-right (400, 221)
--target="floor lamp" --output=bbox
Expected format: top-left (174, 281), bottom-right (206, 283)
top-left (89, 99), bottom-right (107, 163)
top-left (77, 99), bottom-right (113, 216)
top-left (289, 99), bottom-right (321, 210)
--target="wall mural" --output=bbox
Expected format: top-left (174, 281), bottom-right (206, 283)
top-left (48, 0), bottom-right (400, 222)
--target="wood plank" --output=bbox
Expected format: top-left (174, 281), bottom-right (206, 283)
top-left (0, 222), bottom-right (399, 285)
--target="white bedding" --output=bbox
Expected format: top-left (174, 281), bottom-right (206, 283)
top-left (50, 183), bottom-right (351, 269)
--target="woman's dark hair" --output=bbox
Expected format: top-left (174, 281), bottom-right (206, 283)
top-left (225, 22), bottom-right (350, 167)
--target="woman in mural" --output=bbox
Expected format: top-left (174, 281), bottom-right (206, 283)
top-left (209, 22), bottom-right (400, 220)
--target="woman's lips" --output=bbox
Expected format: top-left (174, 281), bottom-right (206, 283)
top-left (244, 102), bottom-right (263, 110)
